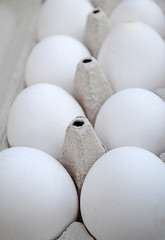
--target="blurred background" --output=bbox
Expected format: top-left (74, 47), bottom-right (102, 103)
top-left (0, 0), bottom-right (42, 149)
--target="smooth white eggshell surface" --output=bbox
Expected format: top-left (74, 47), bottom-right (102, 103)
top-left (98, 22), bottom-right (165, 92)
top-left (81, 146), bottom-right (165, 240)
top-left (37, 0), bottom-right (93, 41)
top-left (25, 35), bottom-right (90, 94)
top-left (95, 88), bottom-right (165, 155)
top-left (7, 83), bottom-right (85, 160)
top-left (109, 0), bottom-right (165, 38)
top-left (0, 147), bottom-right (78, 240)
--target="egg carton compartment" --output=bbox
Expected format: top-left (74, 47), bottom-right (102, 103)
top-left (1, 0), bottom-right (165, 240)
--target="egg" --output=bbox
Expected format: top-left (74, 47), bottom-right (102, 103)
top-left (95, 88), bottom-right (165, 155)
top-left (0, 147), bottom-right (78, 240)
top-left (109, 0), bottom-right (165, 38)
top-left (25, 35), bottom-right (90, 94)
top-left (98, 21), bottom-right (165, 92)
top-left (37, 0), bottom-right (93, 41)
top-left (7, 83), bottom-right (85, 160)
top-left (81, 146), bottom-right (165, 240)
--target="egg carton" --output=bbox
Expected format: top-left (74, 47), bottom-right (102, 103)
top-left (1, 0), bottom-right (165, 148)
top-left (1, 0), bottom-right (165, 239)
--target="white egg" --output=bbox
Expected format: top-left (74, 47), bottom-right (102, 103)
top-left (37, 0), bottom-right (93, 41)
top-left (109, 0), bottom-right (165, 38)
top-left (81, 146), bottom-right (165, 240)
top-left (98, 21), bottom-right (165, 92)
top-left (0, 147), bottom-right (78, 240)
top-left (25, 35), bottom-right (90, 94)
top-left (95, 88), bottom-right (165, 155)
top-left (7, 83), bottom-right (85, 160)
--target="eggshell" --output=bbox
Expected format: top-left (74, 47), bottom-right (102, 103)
top-left (109, 0), bottom-right (165, 38)
top-left (0, 147), bottom-right (78, 240)
top-left (81, 146), bottom-right (165, 240)
top-left (98, 21), bottom-right (165, 92)
top-left (25, 35), bottom-right (90, 94)
top-left (7, 83), bottom-right (85, 159)
top-left (94, 88), bottom-right (165, 155)
top-left (37, 0), bottom-right (93, 41)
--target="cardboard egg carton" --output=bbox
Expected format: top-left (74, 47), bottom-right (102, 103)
top-left (0, 0), bottom-right (165, 239)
